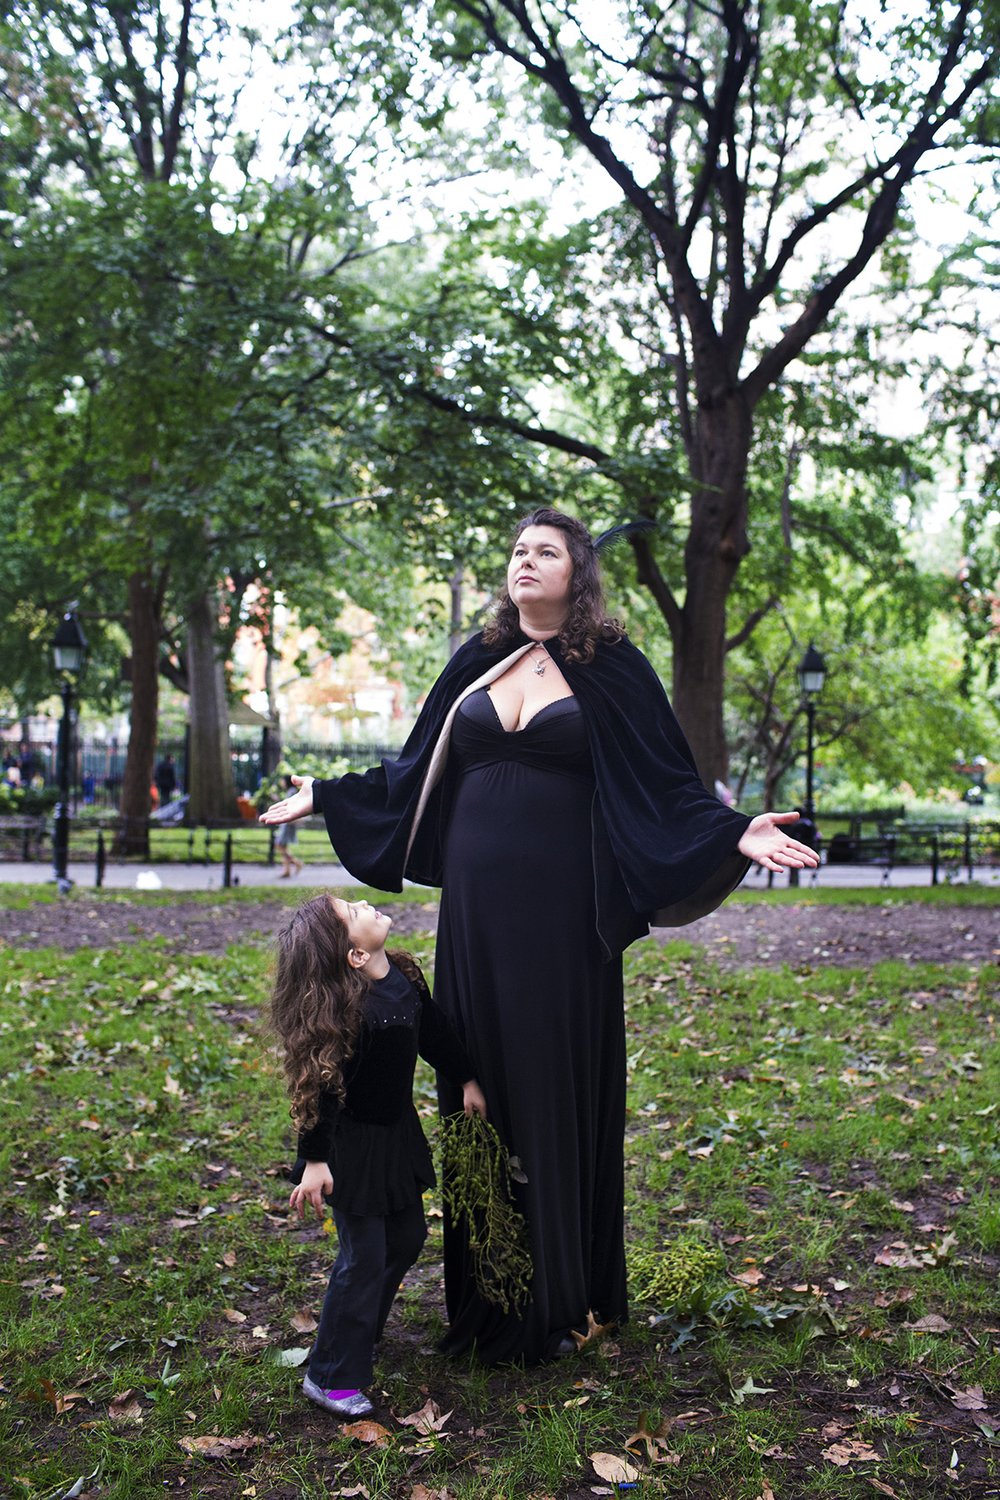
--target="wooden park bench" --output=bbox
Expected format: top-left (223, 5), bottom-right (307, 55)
top-left (826, 830), bottom-right (897, 883)
top-left (0, 814), bottom-right (47, 861)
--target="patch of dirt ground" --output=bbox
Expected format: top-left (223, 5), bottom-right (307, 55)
top-left (1, 892), bottom-right (998, 967)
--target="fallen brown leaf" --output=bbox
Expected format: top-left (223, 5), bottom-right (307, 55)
top-left (54, 1389), bottom-right (90, 1413)
top-left (341, 1419), bottom-right (393, 1446)
top-left (399, 1399), bottom-right (452, 1434)
top-left (873, 1242), bottom-right (924, 1269)
top-left (108, 1392), bottom-right (143, 1427)
top-left (625, 1410), bottom-right (675, 1461)
top-left (822, 1438), bottom-right (881, 1466)
top-left (945, 1383), bottom-right (987, 1411)
top-left (178, 1433), bottom-right (263, 1459)
top-left (37, 1379), bottom-right (90, 1414)
top-left (591, 1452), bottom-right (640, 1483)
top-left (626, 1404), bottom-right (680, 1464)
top-left (734, 1265), bottom-right (765, 1287)
top-left (874, 1287), bottom-right (915, 1307)
top-left (571, 1309), bottom-right (616, 1350)
top-left (927, 1230), bottom-right (959, 1264)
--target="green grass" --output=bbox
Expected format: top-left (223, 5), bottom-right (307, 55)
top-left (0, 879), bottom-right (440, 911)
top-left (1, 888), bottom-right (997, 1498)
top-left (727, 881), bottom-right (1000, 906)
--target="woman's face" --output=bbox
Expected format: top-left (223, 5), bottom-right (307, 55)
top-left (507, 525), bottom-right (573, 619)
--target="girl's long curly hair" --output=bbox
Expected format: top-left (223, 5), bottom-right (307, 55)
top-left (482, 507), bottom-right (624, 664)
top-left (268, 894), bottom-right (368, 1134)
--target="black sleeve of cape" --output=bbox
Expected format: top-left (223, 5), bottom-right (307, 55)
top-left (554, 636), bottom-right (752, 932)
top-left (314, 635), bottom-right (503, 893)
top-left (314, 631), bottom-right (753, 950)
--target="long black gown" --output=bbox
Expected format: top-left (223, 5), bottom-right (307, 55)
top-left (433, 687), bottom-right (627, 1365)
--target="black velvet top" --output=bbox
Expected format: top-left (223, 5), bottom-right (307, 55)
top-left (298, 961), bottom-right (474, 1151)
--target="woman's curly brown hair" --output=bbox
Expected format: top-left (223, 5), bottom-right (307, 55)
top-left (267, 895), bottom-right (367, 1134)
top-left (482, 507), bottom-right (624, 664)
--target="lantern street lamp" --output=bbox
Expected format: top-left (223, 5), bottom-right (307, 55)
top-left (51, 607), bottom-right (87, 893)
top-left (790, 642), bottom-right (826, 887)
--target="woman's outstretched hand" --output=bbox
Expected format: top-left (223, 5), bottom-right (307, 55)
top-left (258, 774), bottom-right (315, 826)
top-left (738, 811), bottom-right (820, 873)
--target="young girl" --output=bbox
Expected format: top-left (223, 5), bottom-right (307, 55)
top-left (270, 893), bottom-right (486, 1418)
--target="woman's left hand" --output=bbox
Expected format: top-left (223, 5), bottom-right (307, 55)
top-left (462, 1079), bottom-right (488, 1119)
top-left (738, 811), bottom-right (820, 873)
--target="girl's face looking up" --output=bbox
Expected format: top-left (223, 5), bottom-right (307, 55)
top-left (331, 896), bottom-right (392, 954)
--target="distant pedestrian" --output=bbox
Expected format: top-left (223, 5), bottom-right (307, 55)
top-left (18, 744), bottom-right (39, 786)
top-left (154, 754), bottom-right (177, 805)
top-left (274, 777), bottom-right (303, 877)
top-left (275, 820), bottom-right (303, 878)
top-left (269, 893), bottom-right (486, 1418)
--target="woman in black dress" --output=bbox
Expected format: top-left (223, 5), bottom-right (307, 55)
top-left (261, 508), bottom-right (818, 1364)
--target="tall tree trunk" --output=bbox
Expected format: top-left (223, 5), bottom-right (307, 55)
top-left (186, 588), bottom-right (236, 824)
top-left (670, 392), bottom-right (753, 788)
top-left (118, 566), bottom-right (160, 856)
top-left (448, 562), bottom-right (465, 657)
top-left (261, 620), bottom-right (282, 777)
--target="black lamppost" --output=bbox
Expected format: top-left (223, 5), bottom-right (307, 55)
top-left (51, 607), bottom-right (87, 893)
top-left (793, 643), bottom-right (827, 884)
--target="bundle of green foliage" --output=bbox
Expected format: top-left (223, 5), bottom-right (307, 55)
top-left (439, 1111), bottom-right (533, 1316)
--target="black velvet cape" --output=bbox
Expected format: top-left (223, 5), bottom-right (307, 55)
top-left (315, 630), bottom-right (752, 959)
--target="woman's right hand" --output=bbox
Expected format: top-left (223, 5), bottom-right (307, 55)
top-left (259, 775), bottom-right (315, 825)
top-left (289, 1159), bottom-right (333, 1218)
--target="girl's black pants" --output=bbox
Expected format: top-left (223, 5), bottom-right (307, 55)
top-left (308, 1198), bottom-right (427, 1389)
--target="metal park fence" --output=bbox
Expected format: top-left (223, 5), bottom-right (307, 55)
top-left (1, 735), bottom-right (395, 813)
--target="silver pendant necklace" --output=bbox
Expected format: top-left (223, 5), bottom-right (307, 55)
top-left (528, 642), bottom-right (548, 676)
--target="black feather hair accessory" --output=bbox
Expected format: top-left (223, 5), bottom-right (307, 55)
top-left (592, 518), bottom-right (657, 553)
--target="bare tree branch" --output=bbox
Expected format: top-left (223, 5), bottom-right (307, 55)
top-left (725, 594), bottom-right (778, 652)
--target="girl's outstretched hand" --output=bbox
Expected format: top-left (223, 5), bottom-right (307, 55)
top-left (462, 1079), bottom-right (488, 1119)
top-left (738, 811), bottom-right (820, 873)
top-left (259, 774), bottom-right (315, 826)
top-left (289, 1160), bottom-right (333, 1219)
